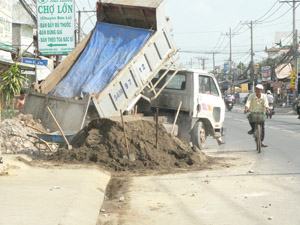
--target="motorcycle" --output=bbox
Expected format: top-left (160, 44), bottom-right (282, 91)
top-left (297, 101), bottom-right (300, 119)
top-left (293, 98), bottom-right (300, 119)
top-left (226, 100), bottom-right (234, 111)
top-left (225, 95), bottom-right (234, 111)
top-left (266, 103), bottom-right (275, 119)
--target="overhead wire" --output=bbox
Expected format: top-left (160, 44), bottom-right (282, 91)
top-left (255, 2), bottom-right (284, 23)
top-left (74, 1), bottom-right (87, 36)
top-left (257, 6), bottom-right (292, 24)
top-left (255, 0), bottom-right (280, 22)
top-left (75, 0), bottom-right (95, 29)
top-left (213, 33), bottom-right (225, 51)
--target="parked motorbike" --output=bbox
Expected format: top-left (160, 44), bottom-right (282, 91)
top-left (266, 103), bottom-right (275, 119)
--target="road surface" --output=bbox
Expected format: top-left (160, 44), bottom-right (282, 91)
top-left (118, 111), bottom-right (300, 225)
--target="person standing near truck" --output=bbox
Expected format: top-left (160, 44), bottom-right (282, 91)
top-left (16, 89), bottom-right (26, 112)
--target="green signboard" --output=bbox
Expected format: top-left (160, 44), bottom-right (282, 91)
top-left (37, 0), bottom-right (75, 56)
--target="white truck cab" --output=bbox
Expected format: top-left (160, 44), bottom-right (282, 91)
top-left (151, 68), bottom-right (225, 149)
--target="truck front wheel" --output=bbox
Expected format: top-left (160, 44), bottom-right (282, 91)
top-left (191, 121), bottom-right (207, 150)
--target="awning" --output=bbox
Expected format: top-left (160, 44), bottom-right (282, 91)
top-left (275, 63), bottom-right (292, 79)
top-left (0, 43), bottom-right (17, 53)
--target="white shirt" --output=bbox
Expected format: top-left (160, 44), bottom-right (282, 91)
top-left (267, 94), bottom-right (274, 104)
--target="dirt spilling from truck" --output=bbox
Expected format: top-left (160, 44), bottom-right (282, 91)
top-left (43, 119), bottom-right (210, 172)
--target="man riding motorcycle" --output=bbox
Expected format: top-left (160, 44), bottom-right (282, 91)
top-left (224, 94), bottom-right (235, 111)
top-left (295, 96), bottom-right (300, 119)
top-left (244, 84), bottom-right (269, 148)
top-left (266, 90), bottom-right (274, 118)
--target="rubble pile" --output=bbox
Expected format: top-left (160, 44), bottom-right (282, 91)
top-left (45, 119), bottom-right (209, 172)
top-left (0, 114), bottom-right (48, 154)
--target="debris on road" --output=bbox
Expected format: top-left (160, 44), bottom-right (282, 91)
top-left (119, 196), bottom-right (125, 202)
top-left (42, 119), bottom-right (209, 172)
top-left (0, 114), bottom-right (53, 154)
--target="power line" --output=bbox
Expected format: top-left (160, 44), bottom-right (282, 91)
top-left (174, 31), bottom-right (221, 35)
top-left (255, 0), bottom-right (280, 22)
top-left (256, 3), bottom-right (284, 23)
top-left (76, 0), bottom-right (95, 27)
top-left (181, 49), bottom-right (265, 54)
top-left (213, 33), bottom-right (225, 51)
top-left (87, 0), bottom-right (93, 9)
top-left (257, 6), bottom-right (292, 24)
top-left (255, 20), bottom-right (290, 28)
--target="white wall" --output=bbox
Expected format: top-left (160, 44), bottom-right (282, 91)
top-left (0, 0), bottom-right (12, 47)
top-left (12, 0), bottom-right (35, 26)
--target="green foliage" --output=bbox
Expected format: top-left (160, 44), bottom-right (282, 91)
top-left (237, 62), bottom-right (246, 70)
top-left (0, 64), bottom-right (27, 106)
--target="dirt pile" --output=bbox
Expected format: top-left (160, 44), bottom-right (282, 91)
top-left (0, 114), bottom-right (49, 154)
top-left (46, 119), bottom-right (209, 172)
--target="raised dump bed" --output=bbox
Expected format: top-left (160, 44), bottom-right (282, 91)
top-left (26, 0), bottom-right (177, 132)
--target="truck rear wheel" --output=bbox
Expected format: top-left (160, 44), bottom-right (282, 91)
top-left (191, 121), bottom-right (206, 150)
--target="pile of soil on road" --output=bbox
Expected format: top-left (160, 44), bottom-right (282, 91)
top-left (44, 119), bottom-right (209, 172)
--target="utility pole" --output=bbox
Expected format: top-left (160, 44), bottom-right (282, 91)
top-left (179, 50), bottom-right (220, 73)
top-left (280, 0), bottom-right (300, 97)
top-left (212, 52), bottom-right (216, 75)
top-left (225, 28), bottom-right (234, 90)
top-left (195, 57), bottom-right (209, 70)
top-left (250, 21), bottom-right (254, 87)
top-left (229, 28), bottom-right (232, 80)
top-left (76, 10), bottom-right (96, 45)
top-left (78, 10), bottom-right (82, 43)
top-left (243, 21), bottom-right (256, 90)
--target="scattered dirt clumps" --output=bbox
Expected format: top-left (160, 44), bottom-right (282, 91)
top-left (46, 119), bottom-right (209, 172)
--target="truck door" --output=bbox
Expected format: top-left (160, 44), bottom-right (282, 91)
top-left (194, 74), bottom-right (225, 128)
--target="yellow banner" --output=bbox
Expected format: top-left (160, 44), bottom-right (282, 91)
top-left (241, 83), bottom-right (248, 93)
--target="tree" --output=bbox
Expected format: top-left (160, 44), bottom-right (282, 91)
top-left (0, 64), bottom-right (27, 109)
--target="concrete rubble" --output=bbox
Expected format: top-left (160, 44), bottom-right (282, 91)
top-left (0, 114), bottom-right (57, 154)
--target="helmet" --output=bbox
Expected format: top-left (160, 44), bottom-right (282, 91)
top-left (255, 84), bottom-right (264, 90)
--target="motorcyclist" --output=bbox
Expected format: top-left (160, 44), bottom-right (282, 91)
top-left (244, 84), bottom-right (269, 147)
top-left (266, 90), bottom-right (274, 104)
top-left (266, 90), bottom-right (274, 118)
top-left (296, 96), bottom-right (300, 119)
top-left (224, 93), bottom-right (235, 110)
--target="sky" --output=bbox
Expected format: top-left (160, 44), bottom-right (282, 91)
top-left (76, 0), bottom-right (300, 71)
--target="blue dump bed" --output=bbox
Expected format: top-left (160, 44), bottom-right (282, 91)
top-left (51, 22), bottom-right (152, 98)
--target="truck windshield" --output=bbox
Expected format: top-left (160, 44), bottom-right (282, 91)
top-left (199, 76), bottom-right (219, 96)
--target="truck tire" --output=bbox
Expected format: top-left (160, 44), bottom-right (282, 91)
top-left (191, 121), bottom-right (206, 150)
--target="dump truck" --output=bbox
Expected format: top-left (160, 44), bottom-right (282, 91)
top-left (25, 0), bottom-right (178, 132)
top-left (25, 0), bottom-right (225, 149)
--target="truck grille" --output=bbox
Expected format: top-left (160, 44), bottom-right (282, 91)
top-left (213, 107), bottom-right (221, 122)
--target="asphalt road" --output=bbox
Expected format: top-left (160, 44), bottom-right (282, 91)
top-left (216, 110), bottom-right (300, 175)
top-left (120, 110), bottom-right (300, 225)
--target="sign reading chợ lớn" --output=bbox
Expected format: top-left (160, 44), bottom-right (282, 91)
top-left (37, 0), bottom-right (75, 55)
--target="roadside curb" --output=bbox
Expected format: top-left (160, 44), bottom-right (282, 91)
top-left (0, 155), bottom-right (111, 225)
